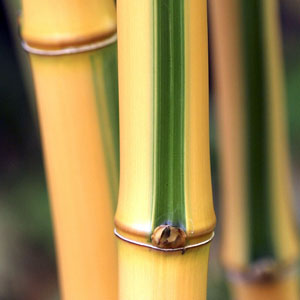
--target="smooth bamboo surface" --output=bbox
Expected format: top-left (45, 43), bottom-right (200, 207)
top-left (116, 0), bottom-right (215, 299)
top-left (21, 0), bottom-right (119, 298)
top-left (118, 241), bottom-right (211, 300)
top-left (210, 0), bottom-right (299, 298)
top-left (30, 47), bottom-right (118, 300)
top-left (116, 0), bottom-right (215, 241)
top-left (209, 0), bottom-right (248, 270)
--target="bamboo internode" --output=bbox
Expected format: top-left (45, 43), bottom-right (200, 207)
top-left (210, 0), bottom-right (299, 298)
top-left (20, 0), bottom-right (119, 299)
top-left (116, 0), bottom-right (215, 242)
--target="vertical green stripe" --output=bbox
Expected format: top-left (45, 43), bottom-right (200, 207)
top-left (152, 0), bottom-right (186, 229)
top-left (90, 44), bottom-right (119, 209)
top-left (241, 0), bottom-right (274, 261)
top-left (101, 43), bottom-right (120, 186)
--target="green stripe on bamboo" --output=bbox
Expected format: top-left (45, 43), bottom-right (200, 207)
top-left (91, 43), bottom-right (119, 209)
top-left (210, 0), bottom-right (299, 298)
top-left (241, 0), bottom-right (274, 261)
top-left (152, 0), bottom-right (186, 230)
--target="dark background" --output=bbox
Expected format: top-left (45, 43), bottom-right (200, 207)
top-left (0, 0), bottom-right (299, 299)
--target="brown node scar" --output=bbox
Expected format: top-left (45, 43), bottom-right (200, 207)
top-left (151, 225), bottom-right (186, 249)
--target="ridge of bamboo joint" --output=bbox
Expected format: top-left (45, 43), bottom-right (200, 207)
top-left (20, 0), bottom-right (116, 50)
top-left (114, 217), bottom-right (216, 241)
top-left (115, 218), bottom-right (216, 245)
top-left (226, 259), bottom-right (299, 284)
top-left (230, 273), bottom-right (299, 300)
top-left (114, 226), bottom-right (215, 254)
top-left (21, 33), bottom-right (117, 56)
top-left (227, 261), bottom-right (300, 300)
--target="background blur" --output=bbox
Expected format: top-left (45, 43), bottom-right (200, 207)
top-left (0, 1), bottom-right (299, 299)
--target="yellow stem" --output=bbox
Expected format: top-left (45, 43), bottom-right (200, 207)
top-left (21, 0), bottom-right (119, 298)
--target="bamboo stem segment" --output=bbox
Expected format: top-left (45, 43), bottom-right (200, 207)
top-left (116, 0), bottom-right (215, 242)
top-left (116, 1), bottom-right (215, 299)
top-left (20, 1), bottom-right (119, 299)
top-left (210, 0), bottom-right (299, 298)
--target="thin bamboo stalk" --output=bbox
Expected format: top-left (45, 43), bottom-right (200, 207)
top-left (20, 1), bottom-right (119, 299)
top-left (115, 1), bottom-right (215, 299)
top-left (209, 0), bottom-right (299, 299)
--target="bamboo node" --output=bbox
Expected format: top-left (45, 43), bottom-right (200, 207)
top-left (227, 259), bottom-right (299, 283)
top-left (114, 228), bottom-right (214, 253)
top-left (151, 225), bottom-right (186, 249)
top-left (20, 33), bottom-right (117, 56)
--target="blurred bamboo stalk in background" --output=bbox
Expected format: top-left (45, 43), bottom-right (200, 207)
top-left (20, 0), bottom-right (119, 299)
top-left (210, 0), bottom-right (299, 299)
top-left (115, 1), bottom-right (216, 299)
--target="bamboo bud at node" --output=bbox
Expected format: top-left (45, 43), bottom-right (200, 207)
top-left (151, 225), bottom-right (186, 249)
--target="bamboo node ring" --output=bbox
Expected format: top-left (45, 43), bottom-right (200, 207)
top-left (227, 259), bottom-right (299, 283)
top-left (114, 228), bottom-right (214, 254)
top-left (20, 33), bottom-right (117, 56)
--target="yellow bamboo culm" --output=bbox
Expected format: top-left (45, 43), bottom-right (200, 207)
top-left (20, 1), bottom-right (118, 299)
top-left (210, 0), bottom-right (299, 299)
top-left (116, 1), bottom-right (215, 299)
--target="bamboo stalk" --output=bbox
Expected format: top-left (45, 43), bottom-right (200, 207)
top-left (115, 1), bottom-right (216, 299)
top-left (209, 0), bottom-right (299, 299)
top-left (20, 1), bottom-right (119, 299)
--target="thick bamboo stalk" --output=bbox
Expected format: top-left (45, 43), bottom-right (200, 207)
top-left (20, 1), bottom-right (119, 299)
top-left (115, 1), bottom-right (215, 299)
top-left (210, 0), bottom-right (299, 299)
